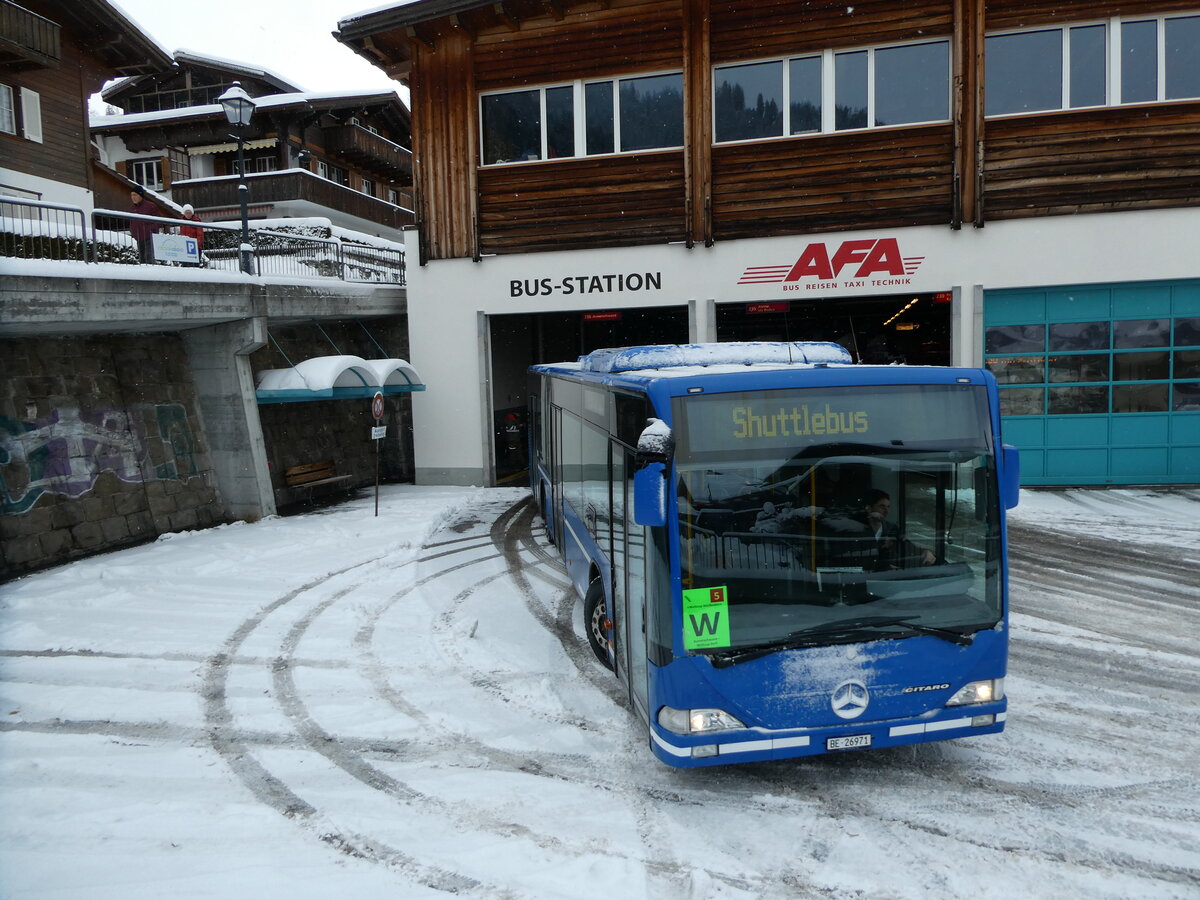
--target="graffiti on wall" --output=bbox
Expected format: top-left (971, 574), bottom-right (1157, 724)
top-left (0, 403), bottom-right (200, 515)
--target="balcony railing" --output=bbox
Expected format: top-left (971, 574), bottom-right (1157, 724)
top-left (0, 196), bottom-right (405, 285)
top-left (323, 124), bottom-right (413, 180)
top-left (171, 169), bottom-right (414, 231)
top-left (0, 0), bottom-right (60, 69)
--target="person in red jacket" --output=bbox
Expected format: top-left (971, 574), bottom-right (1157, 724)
top-left (178, 203), bottom-right (203, 266)
top-left (129, 187), bottom-right (160, 264)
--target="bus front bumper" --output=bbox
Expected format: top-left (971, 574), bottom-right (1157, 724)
top-left (649, 705), bottom-right (1007, 767)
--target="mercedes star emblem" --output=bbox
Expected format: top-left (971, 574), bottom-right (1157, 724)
top-left (831, 679), bottom-right (870, 719)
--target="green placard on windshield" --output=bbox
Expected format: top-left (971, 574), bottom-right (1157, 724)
top-left (682, 585), bottom-right (731, 650)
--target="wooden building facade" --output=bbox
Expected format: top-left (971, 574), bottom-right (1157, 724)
top-left (338, 0), bottom-right (1200, 261)
top-left (336, 0), bottom-right (1200, 487)
top-left (0, 0), bottom-right (170, 208)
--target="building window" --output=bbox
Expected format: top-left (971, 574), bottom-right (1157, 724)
top-left (985, 29), bottom-right (1064, 115)
top-left (167, 149), bottom-right (191, 184)
top-left (987, 314), bottom-right (1200, 415)
top-left (387, 188), bottom-right (399, 205)
top-left (129, 158), bottom-right (163, 190)
top-left (482, 89), bottom-right (542, 163)
top-left (251, 155), bottom-right (276, 173)
top-left (713, 40), bottom-right (950, 143)
top-left (318, 160), bottom-right (329, 179)
top-left (361, 177), bottom-right (376, 196)
top-left (715, 61), bottom-right (783, 142)
top-left (480, 71), bottom-right (683, 166)
top-left (617, 73), bottom-right (683, 151)
top-left (0, 84), bottom-right (14, 134)
top-left (986, 14), bottom-right (1200, 117)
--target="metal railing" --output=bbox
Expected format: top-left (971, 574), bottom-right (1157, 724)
top-left (1, 197), bottom-right (90, 261)
top-left (1, 196), bottom-right (404, 284)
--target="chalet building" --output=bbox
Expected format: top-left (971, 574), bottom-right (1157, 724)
top-left (0, 0), bottom-right (170, 209)
top-left (336, 0), bottom-right (1200, 487)
top-left (91, 50), bottom-right (415, 237)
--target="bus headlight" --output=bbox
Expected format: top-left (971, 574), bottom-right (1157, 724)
top-left (657, 706), bottom-right (745, 735)
top-left (947, 678), bottom-right (1005, 706)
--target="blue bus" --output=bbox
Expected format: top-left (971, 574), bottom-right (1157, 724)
top-left (529, 342), bottom-right (1019, 767)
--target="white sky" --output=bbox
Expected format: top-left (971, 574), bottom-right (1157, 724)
top-left (106, 0), bottom-right (407, 100)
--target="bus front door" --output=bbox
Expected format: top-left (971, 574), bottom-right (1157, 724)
top-left (613, 446), bottom-right (649, 715)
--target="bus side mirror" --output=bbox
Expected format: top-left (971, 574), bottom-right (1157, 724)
top-left (1000, 444), bottom-right (1020, 509)
top-left (633, 462), bottom-right (668, 527)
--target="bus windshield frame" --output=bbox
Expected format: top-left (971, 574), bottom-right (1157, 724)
top-left (671, 383), bottom-right (1002, 660)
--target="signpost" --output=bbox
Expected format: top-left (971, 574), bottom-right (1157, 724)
top-left (371, 392), bottom-right (384, 517)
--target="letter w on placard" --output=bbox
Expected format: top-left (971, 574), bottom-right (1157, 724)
top-left (689, 612), bottom-right (722, 636)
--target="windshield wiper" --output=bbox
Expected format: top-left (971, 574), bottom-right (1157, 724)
top-left (887, 619), bottom-right (974, 646)
top-left (705, 616), bottom-right (974, 668)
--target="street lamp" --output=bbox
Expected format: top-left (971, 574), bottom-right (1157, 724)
top-left (218, 81), bottom-right (257, 275)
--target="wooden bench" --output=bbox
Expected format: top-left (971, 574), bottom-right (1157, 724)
top-left (283, 460), bottom-right (353, 495)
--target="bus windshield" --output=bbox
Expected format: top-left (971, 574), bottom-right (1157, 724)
top-left (672, 383), bottom-right (1002, 658)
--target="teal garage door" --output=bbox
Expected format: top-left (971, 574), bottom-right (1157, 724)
top-left (984, 280), bottom-right (1200, 485)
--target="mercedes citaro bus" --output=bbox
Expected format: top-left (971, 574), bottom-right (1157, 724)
top-left (529, 342), bottom-right (1018, 767)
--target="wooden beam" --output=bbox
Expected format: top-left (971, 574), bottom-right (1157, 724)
top-left (493, 2), bottom-right (520, 31)
top-left (952, 0), bottom-right (984, 228)
top-left (406, 26), bottom-right (436, 51)
top-left (683, 0), bottom-right (713, 247)
top-left (450, 14), bottom-right (477, 40)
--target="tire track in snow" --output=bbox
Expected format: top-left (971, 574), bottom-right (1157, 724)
top-left (201, 551), bottom-right (492, 893)
top-left (198, 492), bottom-right (1200, 897)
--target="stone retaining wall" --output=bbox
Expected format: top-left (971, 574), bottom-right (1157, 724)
top-left (1, 334), bottom-right (225, 579)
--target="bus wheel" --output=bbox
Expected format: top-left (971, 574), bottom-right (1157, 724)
top-left (584, 580), bottom-right (614, 671)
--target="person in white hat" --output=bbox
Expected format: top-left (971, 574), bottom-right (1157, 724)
top-left (178, 203), bottom-right (204, 266)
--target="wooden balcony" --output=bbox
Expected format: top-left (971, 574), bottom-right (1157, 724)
top-left (0, 0), bottom-right (60, 69)
top-left (323, 124), bottom-right (413, 180)
top-left (171, 170), bottom-right (415, 232)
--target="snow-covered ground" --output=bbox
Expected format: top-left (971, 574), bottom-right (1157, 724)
top-left (1, 485), bottom-right (1198, 898)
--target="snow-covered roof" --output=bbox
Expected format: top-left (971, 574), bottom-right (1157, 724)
top-left (340, 0), bottom-right (429, 29)
top-left (255, 355), bottom-right (424, 404)
top-left (87, 0), bottom-right (175, 71)
top-left (90, 89), bottom-right (404, 130)
top-left (173, 50), bottom-right (303, 93)
top-left (578, 342), bottom-right (853, 374)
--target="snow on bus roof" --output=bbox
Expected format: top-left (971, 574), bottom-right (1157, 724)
top-left (577, 342), bottom-right (852, 374)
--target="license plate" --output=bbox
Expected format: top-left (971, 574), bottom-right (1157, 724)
top-left (827, 733), bottom-right (872, 751)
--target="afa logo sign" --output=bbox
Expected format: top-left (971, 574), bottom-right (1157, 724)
top-left (738, 238), bottom-right (924, 288)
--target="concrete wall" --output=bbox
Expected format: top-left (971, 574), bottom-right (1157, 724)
top-left (0, 334), bottom-right (225, 578)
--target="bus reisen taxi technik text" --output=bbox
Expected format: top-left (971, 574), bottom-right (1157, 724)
top-left (529, 342), bottom-right (1019, 768)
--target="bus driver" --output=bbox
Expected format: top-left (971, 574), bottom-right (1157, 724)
top-left (858, 489), bottom-right (936, 569)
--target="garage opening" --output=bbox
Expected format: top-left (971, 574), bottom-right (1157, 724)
top-left (488, 306), bottom-right (689, 483)
top-left (717, 293), bottom-right (952, 366)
